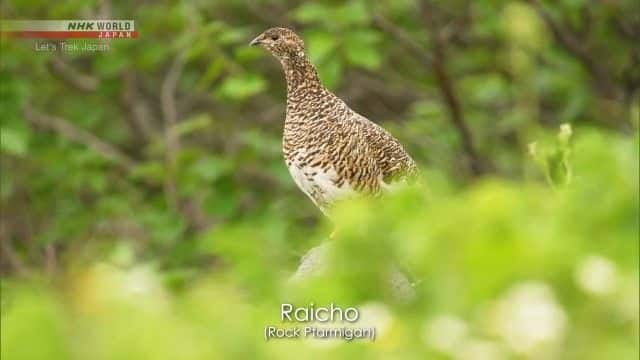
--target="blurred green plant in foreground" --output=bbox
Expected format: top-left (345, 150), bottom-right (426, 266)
top-left (2, 129), bottom-right (637, 359)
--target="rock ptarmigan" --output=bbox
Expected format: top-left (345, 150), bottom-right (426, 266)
top-left (251, 27), bottom-right (418, 215)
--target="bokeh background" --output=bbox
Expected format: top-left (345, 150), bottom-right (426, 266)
top-left (1, 0), bottom-right (638, 359)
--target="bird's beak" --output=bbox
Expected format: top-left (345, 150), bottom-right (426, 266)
top-left (249, 34), bottom-right (264, 46)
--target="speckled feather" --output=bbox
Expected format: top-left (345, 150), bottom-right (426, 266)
top-left (252, 28), bottom-right (418, 214)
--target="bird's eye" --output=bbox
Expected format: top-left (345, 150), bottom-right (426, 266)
top-left (270, 35), bottom-right (279, 41)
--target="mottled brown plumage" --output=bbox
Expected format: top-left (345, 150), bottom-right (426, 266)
top-left (251, 27), bottom-right (418, 214)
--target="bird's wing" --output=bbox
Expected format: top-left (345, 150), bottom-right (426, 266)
top-left (321, 118), bottom-right (383, 194)
top-left (352, 113), bottom-right (418, 185)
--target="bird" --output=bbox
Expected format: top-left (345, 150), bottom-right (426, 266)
top-left (250, 27), bottom-right (418, 216)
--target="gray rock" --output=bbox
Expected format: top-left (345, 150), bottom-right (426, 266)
top-left (289, 242), bottom-right (416, 302)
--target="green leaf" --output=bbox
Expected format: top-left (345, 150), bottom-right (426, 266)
top-left (305, 31), bottom-right (337, 64)
top-left (198, 58), bottom-right (225, 88)
top-left (136, 43), bottom-right (168, 70)
top-left (218, 27), bottom-right (250, 45)
top-left (191, 156), bottom-right (232, 181)
top-left (217, 73), bottom-right (266, 100)
top-left (0, 127), bottom-right (28, 156)
top-left (318, 57), bottom-right (342, 89)
top-left (95, 53), bottom-right (129, 77)
top-left (130, 161), bottom-right (165, 182)
top-left (234, 46), bottom-right (262, 62)
top-left (140, 209), bottom-right (186, 246)
top-left (335, 1), bottom-right (370, 25)
top-left (344, 43), bottom-right (381, 70)
top-left (293, 3), bottom-right (332, 23)
top-left (344, 29), bottom-right (381, 45)
top-left (173, 113), bottom-right (212, 137)
top-left (343, 30), bottom-right (382, 69)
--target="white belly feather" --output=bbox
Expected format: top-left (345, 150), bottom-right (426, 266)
top-left (286, 150), bottom-right (355, 212)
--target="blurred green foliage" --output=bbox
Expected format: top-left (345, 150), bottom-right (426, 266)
top-left (0, 0), bottom-right (638, 359)
top-left (1, 129), bottom-right (638, 359)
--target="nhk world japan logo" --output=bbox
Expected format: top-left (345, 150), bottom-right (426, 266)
top-left (1, 20), bottom-right (137, 39)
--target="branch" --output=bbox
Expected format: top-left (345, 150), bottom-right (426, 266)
top-left (24, 104), bottom-right (212, 234)
top-left (121, 70), bottom-right (157, 142)
top-left (247, 2), bottom-right (292, 27)
top-left (528, 0), bottom-right (619, 100)
top-left (48, 56), bottom-right (100, 92)
top-left (158, 12), bottom-right (214, 231)
top-left (160, 51), bottom-right (187, 210)
top-left (420, 3), bottom-right (486, 176)
top-left (0, 221), bottom-right (29, 276)
top-left (372, 13), bottom-right (434, 67)
top-left (23, 105), bottom-right (136, 171)
top-left (374, 8), bottom-right (486, 176)
top-left (44, 243), bottom-right (57, 276)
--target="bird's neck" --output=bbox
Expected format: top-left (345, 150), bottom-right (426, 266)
top-left (281, 56), bottom-right (322, 100)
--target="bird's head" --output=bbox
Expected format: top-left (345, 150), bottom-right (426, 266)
top-left (250, 27), bottom-right (306, 62)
